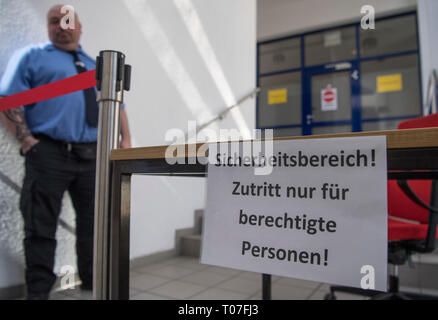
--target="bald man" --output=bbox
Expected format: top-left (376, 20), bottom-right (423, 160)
top-left (0, 4), bottom-right (131, 299)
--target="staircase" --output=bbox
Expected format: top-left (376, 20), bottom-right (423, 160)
top-left (177, 209), bottom-right (204, 258)
top-left (398, 249), bottom-right (438, 291)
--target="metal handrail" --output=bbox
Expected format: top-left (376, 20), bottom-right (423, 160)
top-left (185, 87), bottom-right (260, 140)
top-left (424, 69), bottom-right (438, 116)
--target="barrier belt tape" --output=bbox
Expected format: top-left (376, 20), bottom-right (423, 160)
top-left (0, 69), bottom-right (96, 111)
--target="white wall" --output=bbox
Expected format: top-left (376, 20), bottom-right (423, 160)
top-left (0, 0), bottom-right (256, 289)
top-left (257, 0), bottom-right (417, 41)
top-left (417, 0), bottom-right (438, 108)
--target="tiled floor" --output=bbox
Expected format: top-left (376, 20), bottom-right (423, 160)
top-left (47, 255), bottom-right (436, 300)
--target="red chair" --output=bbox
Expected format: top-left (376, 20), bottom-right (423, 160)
top-left (326, 115), bottom-right (438, 300)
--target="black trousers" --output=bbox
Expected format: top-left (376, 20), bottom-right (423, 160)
top-left (20, 135), bottom-right (96, 295)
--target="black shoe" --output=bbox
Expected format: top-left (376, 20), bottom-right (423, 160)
top-left (26, 293), bottom-right (49, 300)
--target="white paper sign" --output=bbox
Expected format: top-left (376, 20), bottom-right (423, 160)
top-left (321, 87), bottom-right (338, 111)
top-left (201, 136), bottom-right (388, 291)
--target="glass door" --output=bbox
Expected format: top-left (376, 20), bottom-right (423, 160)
top-left (303, 62), bottom-right (361, 135)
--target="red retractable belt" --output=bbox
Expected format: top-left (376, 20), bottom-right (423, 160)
top-left (0, 69), bottom-right (96, 112)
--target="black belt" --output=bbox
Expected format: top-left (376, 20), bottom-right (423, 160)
top-left (33, 134), bottom-right (97, 159)
top-left (34, 133), bottom-right (96, 147)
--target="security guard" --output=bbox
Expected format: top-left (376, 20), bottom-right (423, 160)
top-left (0, 4), bottom-right (131, 299)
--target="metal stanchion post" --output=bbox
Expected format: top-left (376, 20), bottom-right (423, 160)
top-left (93, 50), bottom-right (131, 300)
top-left (262, 273), bottom-right (271, 300)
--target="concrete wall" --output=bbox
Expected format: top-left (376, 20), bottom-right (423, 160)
top-left (0, 0), bottom-right (256, 290)
top-left (257, 0), bottom-right (417, 41)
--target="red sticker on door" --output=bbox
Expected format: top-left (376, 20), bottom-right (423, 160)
top-left (321, 86), bottom-right (338, 111)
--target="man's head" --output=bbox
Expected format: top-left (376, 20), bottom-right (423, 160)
top-left (47, 4), bottom-right (82, 51)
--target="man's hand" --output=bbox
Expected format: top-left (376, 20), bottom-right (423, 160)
top-left (21, 135), bottom-right (40, 154)
top-left (1, 106), bottom-right (38, 154)
top-left (119, 109), bottom-right (131, 149)
top-left (120, 137), bottom-right (131, 149)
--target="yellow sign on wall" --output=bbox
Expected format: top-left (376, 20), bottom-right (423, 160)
top-left (268, 88), bottom-right (288, 105)
top-left (377, 74), bottom-right (403, 93)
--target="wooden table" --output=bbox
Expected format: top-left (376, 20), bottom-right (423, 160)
top-left (106, 127), bottom-right (438, 299)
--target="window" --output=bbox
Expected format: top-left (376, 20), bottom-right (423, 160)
top-left (305, 26), bottom-right (356, 66)
top-left (361, 54), bottom-right (421, 120)
top-left (360, 15), bottom-right (417, 58)
top-left (258, 71), bottom-right (302, 128)
top-left (259, 37), bottom-right (301, 74)
top-left (257, 12), bottom-right (421, 135)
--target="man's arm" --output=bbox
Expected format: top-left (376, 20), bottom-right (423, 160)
top-left (0, 98), bottom-right (39, 154)
top-left (119, 108), bottom-right (131, 148)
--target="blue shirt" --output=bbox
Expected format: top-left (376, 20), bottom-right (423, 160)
top-left (0, 42), bottom-right (100, 142)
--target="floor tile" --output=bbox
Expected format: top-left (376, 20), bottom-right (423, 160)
top-left (309, 289), bottom-right (367, 300)
top-left (248, 293), bottom-right (262, 300)
top-left (274, 276), bottom-right (320, 289)
top-left (270, 283), bottom-right (314, 300)
top-left (130, 273), bottom-right (172, 291)
top-left (133, 261), bottom-right (173, 274)
top-left (148, 280), bottom-right (207, 299)
top-left (217, 277), bottom-right (262, 295)
top-left (420, 287), bottom-right (438, 296)
top-left (189, 287), bottom-right (250, 300)
top-left (167, 257), bottom-right (210, 271)
top-left (50, 291), bottom-right (77, 300)
top-left (129, 288), bottom-right (142, 297)
top-left (130, 291), bottom-right (172, 300)
top-left (57, 287), bottom-right (93, 300)
top-left (311, 285), bottom-right (438, 300)
top-left (55, 287), bottom-right (142, 300)
top-left (129, 270), bottom-right (142, 277)
top-left (145, 264), bottom-right (197, 279)
top-left (39, 254), bottom-right (429, 301)
top-left (400, 285), bottom-right (422, 294)
top-left (239, 271), bottom-right (264, 281)
top-left (308, 290), bottom-right (331, 300)
top-left (202, 265), bottom-right (243, 276)
top-left (316, 283), bottom-right (331, 292)
top-left (180, 270), bottom-right (234, 287)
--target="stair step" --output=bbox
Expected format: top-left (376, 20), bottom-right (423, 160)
top-left (194, 209), bottom-right (204, 235)
top-left (180, 234), bottom-right (202, 258)
top-left (399, 260), bottom-right (438, 290)
top-left (412, 253), bottom-right (438, 265)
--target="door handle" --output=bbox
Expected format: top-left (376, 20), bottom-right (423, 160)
top-left (306, 114), bottom-right (313, 125)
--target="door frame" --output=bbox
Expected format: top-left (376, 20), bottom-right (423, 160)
top-left (302, 61), bottom-right (362, 135)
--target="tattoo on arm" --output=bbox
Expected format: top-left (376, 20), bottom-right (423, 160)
top-left (3, 108), bottom-right (32, 142)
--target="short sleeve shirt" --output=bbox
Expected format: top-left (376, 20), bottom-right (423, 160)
top-left (0, 42), bottom-right (99, 142)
